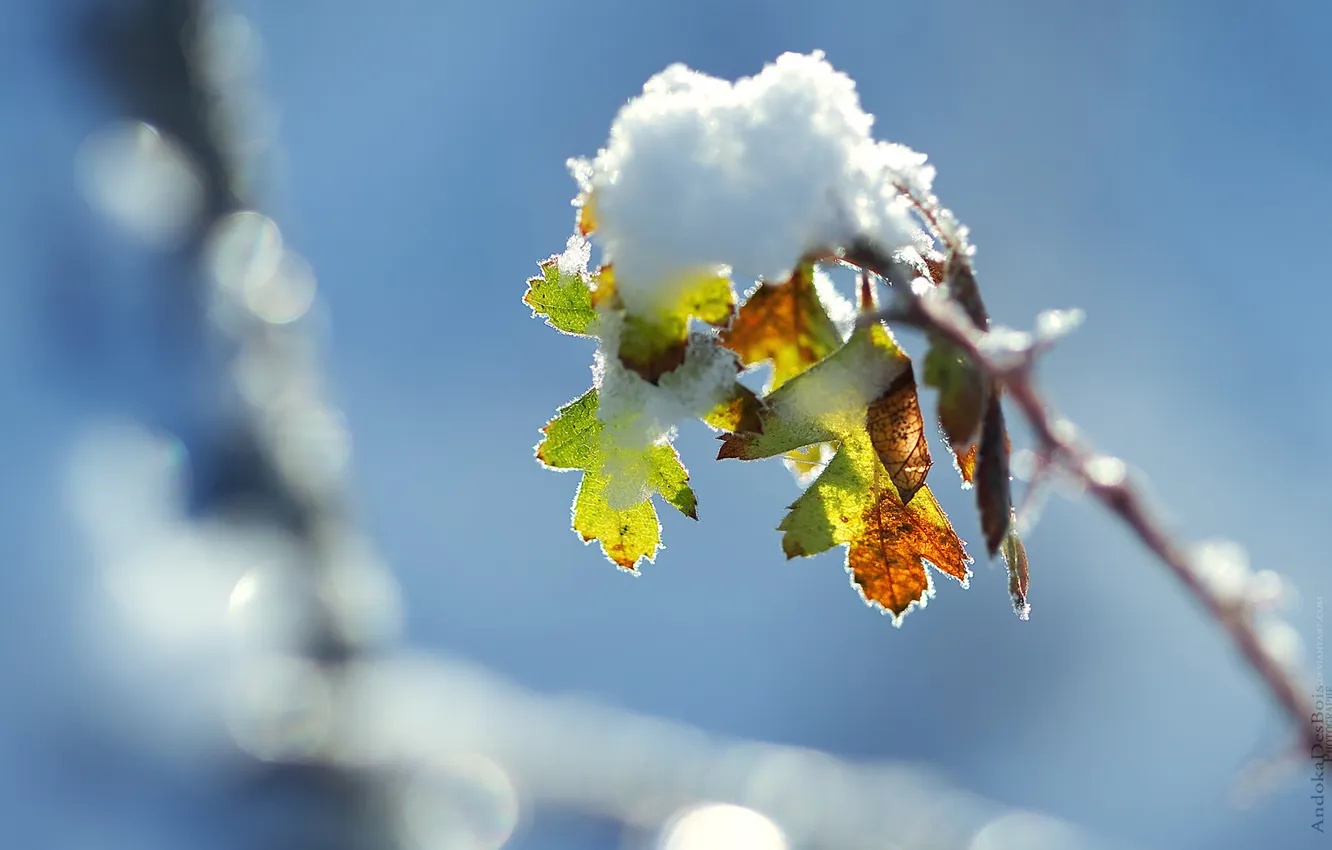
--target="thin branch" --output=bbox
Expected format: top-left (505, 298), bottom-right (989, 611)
top-left (848, 241), bottom-right (1318, 758)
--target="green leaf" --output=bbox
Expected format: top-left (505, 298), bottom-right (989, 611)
top-left (617, 270), bottom-right (735, 383)
top-left (647, 443), bottom-right (698, 520)
top-left (535, 388), bottom-right (698, 570)
top-left (717, 322), bottom-right (909, 461)
top-left (535, 389), bottom-right (600, 469)
top-left (524, 258), bottom-right (597, 336)
top-left (1001, 524), bottom-right (1030, 620)
top-left (923, 339), bottom-right (987, 481)
top-left (777, 436), bottom-right (868, 558)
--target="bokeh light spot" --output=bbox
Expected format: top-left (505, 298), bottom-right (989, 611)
top-left (398, 754), bottom-right (521, 850)
top-left (76, 121), bottom-right (204, 247)
top-left (658, 803), bottom-right (786, 850)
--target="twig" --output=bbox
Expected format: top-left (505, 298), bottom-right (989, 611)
top-left (848, 242), bottom-right (1319, 758)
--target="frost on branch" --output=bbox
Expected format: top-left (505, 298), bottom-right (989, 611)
top-left (526, 51), bottom-right (1023, 623)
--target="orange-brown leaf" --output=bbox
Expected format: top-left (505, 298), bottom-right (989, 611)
top-left (847, 466), bottom-right (971, 621)
top-left (866, 368), bottom-right (932, 504)
top-left (954, 442), bottom-right (978, 485)
top-left (720, 264), bottom-right (842, 391)
top-left (776, 435), bottom-right (971, 623)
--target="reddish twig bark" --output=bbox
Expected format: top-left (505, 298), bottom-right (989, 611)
top-left (847, 239), bottom-right (1318, 760)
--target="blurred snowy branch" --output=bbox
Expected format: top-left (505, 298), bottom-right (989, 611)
top-left (67, 418), bottom-right (1107, 850)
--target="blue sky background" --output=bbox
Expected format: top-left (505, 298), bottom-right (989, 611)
top-left (0, 1), bottom-right (1329, 848)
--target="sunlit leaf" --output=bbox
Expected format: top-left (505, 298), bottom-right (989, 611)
top-left (536, 389), bottom-right (697, 570)
top-left (867, 368), bottom-right (932, 504)
top-left (701, 382), bottom-right (765, 433)
top-left (776, 434), bottom-right (971, 623)
top-left (647, 442), bottom-right (698, 520)
top-left (523, 258), bottom-right (596, 336)
top-left (923, 339), bottom-right (987, 466)
top-left (572, 470), bottom-right (662, 570)
top-left (719, 321), bottom-right (970, 619)
top-left (618, 270), bottom-right (734, 383)
top-left (782, 442), bottom-right (832, 485)
top-left (720, 263), bottom-right (843, 391)
top-left (1001, 524), bottom-right (1030, 620)
top-left (717, 322), bottom-right (909, 461)
top-left (535, 389), bottom-right (600, 469)
top-left (718, 264), bottom-right (846, 475)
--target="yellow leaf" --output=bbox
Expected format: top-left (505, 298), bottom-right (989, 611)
top-left (536, 389), bottom-right (697, 571)
top-left (577, 192), bottom-right (598, 236)
top-left (573, 469), bottom-right (660, 572)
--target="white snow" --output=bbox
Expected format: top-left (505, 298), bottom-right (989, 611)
top-left (591, 312), bottom-right (740, 508)
top-left (811, 266), bottom-right (856, 341)
top-left (557, 233), bottom-right (591, 279)
top-left (568, 51), bottom-right (941, 507)
top-left (573, 51), bottom-right (932, 317)
top-left (780, 328), bottom-right (909, 436)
